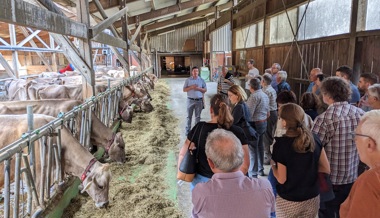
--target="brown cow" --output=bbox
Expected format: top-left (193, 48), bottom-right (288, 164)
top-left (0, 100), bottom-right (126, 163)
top-left (0, 114), bottom-right (111, 208)
top-left (38, 84), bottom-right (83, 101)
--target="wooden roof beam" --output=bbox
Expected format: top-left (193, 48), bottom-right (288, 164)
top-left (125, 0), bottom-right (220, 26)
top-left (90, 6), bottom-right (128, 37)
top-left (145, 1), bottom-right (232, 32)
top-left (1, 0), bottom-right (87, 39)
top-left (88, 0), bottom-right (139, 13)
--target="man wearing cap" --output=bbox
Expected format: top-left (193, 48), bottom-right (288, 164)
top-left (183, 66), bottom-right (207, 135)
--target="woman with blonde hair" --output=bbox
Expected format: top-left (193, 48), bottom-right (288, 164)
top-left (228, 85), bottom-right (258, 171)
top-left (178, 94), bottom-right (250, 190)
top-left (271, 103), bottom-right (330, 217)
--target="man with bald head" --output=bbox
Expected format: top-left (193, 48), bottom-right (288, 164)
top-left (340, 110), bottom-right (380, 217)
top-left (306, 68), bottom-right (323, 94)
top-left (192, 129), bottom-right (275, 218)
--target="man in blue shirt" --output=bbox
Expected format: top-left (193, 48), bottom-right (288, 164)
top-left (335, 65), bottom-right (360, 105)
top-left (270, 63), bottom-right (281, 92)
top-left (183, 66), bottom-right (207, 135)
top-left (306, 68), bottom-right (323, 95)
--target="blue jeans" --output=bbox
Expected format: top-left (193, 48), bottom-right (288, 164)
top-left (186, 98), bottom-right (203, 135)
top-left (268, 169), bottom-right (277, 217)
top-left (249, 121), bottom-right (267, 176)
top-left (268, 168), bottom-right (277, 197)
top-left (190, 174), bottom-right (210, 191)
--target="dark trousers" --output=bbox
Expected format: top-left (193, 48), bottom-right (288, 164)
top-left (263, 110), bottom-right (277, 161)
top-left (249, 121), bottom-right (267, 176)
top-left (319, 183), bottom-right (353, 218)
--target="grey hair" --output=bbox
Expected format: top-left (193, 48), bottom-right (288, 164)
top-left (263, 73), bottom-right (272, 85)
top-left (368, 84), bottom-right (380, 99)
top-left (278, 71), bottom-right (288, 81)
top-left (359, 110), bottom-right (380, 148)
top-left (205, 129), bottom-right (244, 172)
top-left (273, 63), bottom-right (281, 70)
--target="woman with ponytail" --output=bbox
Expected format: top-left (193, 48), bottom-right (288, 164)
top-left (178, 94), bottom-right (250, 190)
top-left (271, 103), bottom-right (330, 217)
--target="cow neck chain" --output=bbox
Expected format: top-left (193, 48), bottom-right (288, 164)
top-left (81, 158), bottom-right (97, 182)
top-left (105, 133), bottom-right (116, 153)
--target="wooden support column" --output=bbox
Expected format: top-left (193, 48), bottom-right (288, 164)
top-left (261, 0), bottom-right (267, 72)
top-left (135, 16), bottom-right (142, 70)
top-left (49, 35), bottom-right (58, 71)
top-left (9, 24), bottom-right (19, 78)
top-left (348, 0), bottom-right (360, 81)
top-left (120, 0), bottom-right (130, 76)
top-left (77, 0), bottom-right (95, 99)
top-left (91, 0), bottom-right (129, 75)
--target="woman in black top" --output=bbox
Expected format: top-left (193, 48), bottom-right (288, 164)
top-left (178, 94), bottom-right (249, 191)
top-left (271, 103), bottom-right (330, 217)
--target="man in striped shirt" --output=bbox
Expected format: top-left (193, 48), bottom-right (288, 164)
top-left (217, 66), bottom-right (235, 98)
top-left (261, 73), bottom-right (277, 165)
top-left (247, 78), bottom-right (269, 177)
top-left (312, 77), bottom-right (364, 218)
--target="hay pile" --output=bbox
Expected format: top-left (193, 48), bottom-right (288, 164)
top-left (64, 80), bottom-right (182, 218)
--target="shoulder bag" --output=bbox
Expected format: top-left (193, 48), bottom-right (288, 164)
top-left (177, 123), bottom-right (205, 182)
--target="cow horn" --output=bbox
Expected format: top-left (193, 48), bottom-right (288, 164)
top-left (81, 180), bottom-right (93, 194)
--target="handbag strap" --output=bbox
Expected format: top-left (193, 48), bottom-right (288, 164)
top-left (195, 123), bottom-right (205, 163)
top-left (187, 122), bottom-right (202, 150)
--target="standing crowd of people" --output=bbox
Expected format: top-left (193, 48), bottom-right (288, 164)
top-left (179, 63), bottom-right (380, 218)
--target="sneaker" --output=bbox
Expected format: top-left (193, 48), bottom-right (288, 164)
top-left (259, 171), bottom-right (266, 177)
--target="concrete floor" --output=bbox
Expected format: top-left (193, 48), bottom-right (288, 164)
top-left (164, 77), bottom-right (215, 217)
top-left (164, 77), bottom-right (270, 217)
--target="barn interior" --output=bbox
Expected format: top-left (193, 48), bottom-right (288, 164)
top-left (0, 0), bottom-right (380, 217)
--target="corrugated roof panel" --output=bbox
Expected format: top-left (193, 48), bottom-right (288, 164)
top-left (150, 22), bottom-right (207, 52)
top-left (211, 23), bottom-right (231, 52)
top-left (153, 0), bottom-right (177, 10)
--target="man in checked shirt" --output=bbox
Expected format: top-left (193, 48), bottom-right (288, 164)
top-left (312, 77), bottom-right (364, 218)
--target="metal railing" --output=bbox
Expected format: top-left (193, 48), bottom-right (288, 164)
top-left (0, 68), bottom-right (152, 217)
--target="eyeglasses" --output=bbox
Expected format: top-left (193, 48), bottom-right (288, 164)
top-left (350, 132), bottom-right (372, 139)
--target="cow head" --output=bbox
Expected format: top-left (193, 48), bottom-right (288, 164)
top-left (120, 105), bottom-right (133, 123)
top-left (107, 132), bottom-right (126, 163)
top-left (141, 98), bottom-right (154, 113)
top-left (80, 163), bottom-right (111, 208)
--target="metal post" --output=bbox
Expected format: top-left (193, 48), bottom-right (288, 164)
top-left (22, 154), bottom-right (40, 210)
top-left (9, 24), bottom-right (19, 78)
top-left (27, 106), bottom-right (36, 180)
top-left (45, 135), bottom-right (53, 199)
top-left (56, 128), bottom-right (62, 183)
top-left (4, 159), bottom-right (11, 218)
top-left (39, 137), bottom-right (46, 206)
top-left (13, 152), bottom-right (22, 218)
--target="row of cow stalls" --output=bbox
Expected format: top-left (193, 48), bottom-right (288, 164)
top-left (0, 69), bottom-right (154, 217)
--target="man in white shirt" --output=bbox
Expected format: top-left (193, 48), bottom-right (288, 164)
top-left (245, 59), bottom-right (260, 92)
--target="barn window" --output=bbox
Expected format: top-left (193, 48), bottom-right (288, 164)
top-left (297, 0), bottom-right (351, 40)
top-left (365, 0), bottom-right (380, 30)
top-left (267, 8), bottom-right (298, 45)
top-left (234, 20), bottom-right (264, 49)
